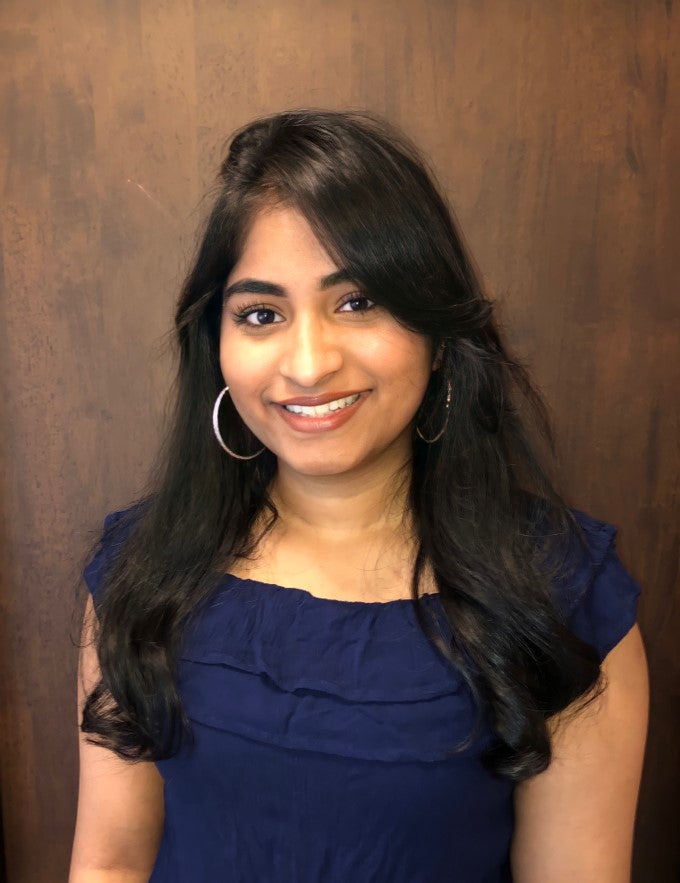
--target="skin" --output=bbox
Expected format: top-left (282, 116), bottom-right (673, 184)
top-left (219, 204), bottom-right (438, 600)
top-left (70, 203), bottom-right (649, 879)
top-left (219, 205), bottom-right (435, 496)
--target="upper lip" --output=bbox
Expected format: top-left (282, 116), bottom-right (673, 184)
top-left (276, 391), bottom-right (366, 406)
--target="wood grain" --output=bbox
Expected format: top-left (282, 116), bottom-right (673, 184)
top-left (0, 1), bottom-right (677, 879)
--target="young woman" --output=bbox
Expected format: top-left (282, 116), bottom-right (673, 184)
top-left (70, 109), bottom-right (648, 882)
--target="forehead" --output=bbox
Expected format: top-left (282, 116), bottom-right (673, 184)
top-left (230, 205), bottom-right (337, 281)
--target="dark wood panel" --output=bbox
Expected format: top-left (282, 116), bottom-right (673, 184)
top-left (0, 1), bottom-right (677, 879)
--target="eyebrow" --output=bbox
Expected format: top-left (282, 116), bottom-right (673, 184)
top-left (223, 268), bottom-right (354, 300)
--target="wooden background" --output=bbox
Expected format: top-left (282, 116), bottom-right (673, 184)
top-left (0, 1), bottom-right (678, 880)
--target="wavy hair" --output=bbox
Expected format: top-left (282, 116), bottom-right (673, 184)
top-left (81, 109), bottom-right (602, 781)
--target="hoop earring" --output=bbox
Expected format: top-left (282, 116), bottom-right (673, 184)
top-left (416, 379), bottom-right (452, 444)
top-left (212, 386), bottom-right (265, 460)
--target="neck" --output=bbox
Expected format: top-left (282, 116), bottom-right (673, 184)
top-left (270, 454), bottom-right (414, 540)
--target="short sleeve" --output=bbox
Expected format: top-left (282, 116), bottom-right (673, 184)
top-left (82, 506), bottom-right (138, 612)
top-left (556, 510), bottom-right (642, 662)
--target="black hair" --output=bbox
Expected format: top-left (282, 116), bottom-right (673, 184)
top-left (81, 109), bottom-right (602, 781)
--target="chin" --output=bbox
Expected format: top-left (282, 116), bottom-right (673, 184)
top-left (279, 452), bottom-right (367, 478)
top-left (291, 460), bottom-right (359, 478)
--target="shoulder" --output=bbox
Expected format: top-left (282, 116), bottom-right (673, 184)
top-left (82, 500), bottom-right (149, 610)
top-left (510, 506), bottom-right (648, 880)
top-left (550, 507), bottom-right (643, 664)
top-left (511, 621), bottom-right (648, 881)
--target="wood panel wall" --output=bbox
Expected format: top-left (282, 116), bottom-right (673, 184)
top-left (0, 1), bottom-right (677, 880)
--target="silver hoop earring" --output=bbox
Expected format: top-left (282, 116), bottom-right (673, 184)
top-left (212, 386), bottom-right (265, 460)
top-left (416, 379), bottom-right (452, 444)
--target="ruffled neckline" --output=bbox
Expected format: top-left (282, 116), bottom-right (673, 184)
top-left (179, 572), bottom-right (458, 704)
top-left (220, 572), bottom-right (442, 608)
top-left (175, 571), bottom-right (476, 761)
top-left (176, 508), bottom-right (618, 708)
top-left (88, 503), bottom-right (630, 762)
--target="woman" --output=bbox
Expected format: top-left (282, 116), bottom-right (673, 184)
top-left (70, 109), bottom-right (648, 882)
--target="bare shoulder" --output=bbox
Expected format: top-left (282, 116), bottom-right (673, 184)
top-left (511, 624), bottom-right (649, 883)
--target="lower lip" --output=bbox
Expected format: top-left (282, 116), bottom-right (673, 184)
top-left (275, 394), bottom-right (368, 434)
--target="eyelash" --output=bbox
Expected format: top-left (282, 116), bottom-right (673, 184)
top-left (231, 294), bottom-right (376, 327)
top-left (231, 304), bottom-right (280, 327)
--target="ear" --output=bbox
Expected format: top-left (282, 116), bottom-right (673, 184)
top-left (432, 342), bottom-right (445, 371)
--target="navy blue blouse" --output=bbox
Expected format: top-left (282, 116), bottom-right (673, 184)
top-left (83, 507), bottom-right (641, 882)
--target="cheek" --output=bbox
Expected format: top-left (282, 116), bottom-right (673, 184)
top-left (219, 338), bottom-right (253, 410)
top-left (218, 340), bottom-right (275, 427)
top-left (219, 329), bottom-right (256, 385)
top-left (375, 334), bottom-right (433, 396)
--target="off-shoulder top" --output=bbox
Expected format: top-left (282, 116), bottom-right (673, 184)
top-left (83, 506), bottom-right (641, 882)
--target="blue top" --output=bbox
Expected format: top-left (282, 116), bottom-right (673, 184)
top-left (83, 506), bottom-right (641, 882)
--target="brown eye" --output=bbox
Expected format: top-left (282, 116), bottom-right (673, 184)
top-left (338, 295), bottom-right (375, 313)
top-left (232, 304), bottom-right (284, 327)
top-left (246, 309), bottom-right (278, 326)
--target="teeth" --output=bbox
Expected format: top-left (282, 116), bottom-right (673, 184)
top-left (283, 394), bottom-right (360, 417)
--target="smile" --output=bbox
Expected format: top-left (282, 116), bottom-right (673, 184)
top-left (282, 394), bottom-right (360, 417)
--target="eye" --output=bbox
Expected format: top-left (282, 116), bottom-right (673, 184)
top-left (233, 305), bottom-right (284, 327)
top-left (338, 294), bottom-right (376, 313)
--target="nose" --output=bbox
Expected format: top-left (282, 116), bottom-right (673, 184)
top-left (278, 312), bottom-right (343, 388)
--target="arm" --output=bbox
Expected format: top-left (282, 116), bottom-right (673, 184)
top-left (511, 623), bottom-right (649, 883)
top-left (69, 595), bottom-right (165, 883)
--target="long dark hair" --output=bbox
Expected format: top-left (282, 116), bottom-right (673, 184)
top-left (82, 109), bottom-right (602, 781)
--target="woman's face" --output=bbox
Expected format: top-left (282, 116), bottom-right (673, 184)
top-left (219, 205), bottom-right (436, 480)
